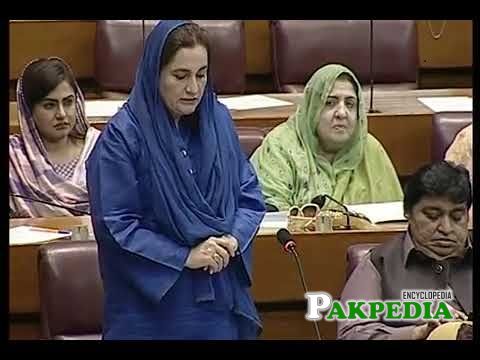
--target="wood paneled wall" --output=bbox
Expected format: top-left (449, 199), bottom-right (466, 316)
top-left (10, 20), bottom-right (472, 80)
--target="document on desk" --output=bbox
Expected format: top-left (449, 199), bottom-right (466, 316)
top-left (85, 100), bottom-right (126, 117)
top-left (417, 96), bottom-right (472, 113)
top-left (345, 201), bottom-right (406, 224)
top-left (218, 95), bottom-right (293, 111)
top-left (9, 226), bottom-right (72, 246)
top-left (258, 211), bottom-right (289, 235)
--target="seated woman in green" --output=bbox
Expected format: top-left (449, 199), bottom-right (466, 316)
top-left (251, 64), bottom-right (403, 211)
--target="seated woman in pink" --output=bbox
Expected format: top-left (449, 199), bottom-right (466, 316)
top-left (9, 58), bottom-right (100, 217)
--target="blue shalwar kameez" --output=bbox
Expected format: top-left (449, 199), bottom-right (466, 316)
top-left (86, 20), bottom-right (266, 340)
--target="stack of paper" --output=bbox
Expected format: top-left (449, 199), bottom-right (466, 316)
top-left (345, 201), bottom-right (406, 224)
top-left (258, 211), bottom-right (289, 235)
top-left (85, 100), bottom-right (126, 117)
top-left (218, 95), bottom-right (293, 111)
top-left (9, 226), bottom-right (72, 246)
top-left (417, 96), bottom-right (472, 113)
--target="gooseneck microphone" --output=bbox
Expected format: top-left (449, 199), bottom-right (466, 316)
top-left (276, 228), bottom-right (322, 340)
top-left (311, 195), bottom-right (326, 208)
top-left (10, 193), bottom-right (91, 216)
top-left (311, 194), bottom-right (351, 230)
top-left (265, 203), bottom-right (279, 212)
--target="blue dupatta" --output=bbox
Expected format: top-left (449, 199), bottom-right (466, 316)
top-left (125, 20), bottom-right (241, 246)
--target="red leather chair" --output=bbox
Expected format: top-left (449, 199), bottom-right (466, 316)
top-left (431, 112), bottom-right (472, 162)
top-left (95, 20), bottom-right (246, 98)
top-left (94, 20), bottom-right (144, 95)
top-left (270, 20), bottom-right (418, 93)
top-left (237, 126), bottom-right (266, 158)
top-left (194, 20), bottom-right (246, 95)
top-left (38, 241), bottom-right (103, 340)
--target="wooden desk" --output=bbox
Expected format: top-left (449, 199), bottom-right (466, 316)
top-left (10, 216), bottom-right (406, 340)
top-left (9, 88), bottom-right (472, 178)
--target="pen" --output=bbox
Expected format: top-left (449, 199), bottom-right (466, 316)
top-left (28, 226), bottom-right (71, 234)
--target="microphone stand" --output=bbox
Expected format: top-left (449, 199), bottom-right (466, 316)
top-left (289, 246), bottom-right (322, 341)
top-left (277, 229), bottom-right (322, 340)
top-left (368, 20), bottom-right (380, 114)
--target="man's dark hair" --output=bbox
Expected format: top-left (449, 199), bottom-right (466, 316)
top-left (403, 160), bottom-right (472, 214)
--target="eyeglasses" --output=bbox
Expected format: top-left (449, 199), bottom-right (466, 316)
top-left (288, 203), bottom-right (320, 218)
top-left (288, 203), bottom-right (333, 232)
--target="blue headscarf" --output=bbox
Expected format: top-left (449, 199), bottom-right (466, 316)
top-left (125, 20), bottom-right (241, 245)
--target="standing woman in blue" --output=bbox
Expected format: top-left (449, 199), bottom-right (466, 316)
top-left (86, 20), bottom-right (266, 339)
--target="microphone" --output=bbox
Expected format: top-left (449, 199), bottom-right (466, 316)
top-left (310, 195), bottom-right (326, 209)
top-left (276, 228), bottom-right (322, 340)
top-left (311, 194), bottom-right (351, 230)
top-left (10, 193), bottom-right (91, 216)
top-left (368, 20), bottom-right (380, 114)
top-left (277, 228), bottom-right (296, 253)
top-left (265, 203), bottom-right (279, 212)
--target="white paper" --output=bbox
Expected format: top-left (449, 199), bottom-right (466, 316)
top-left (85, 100), bottom-right (125, 117)
top-left (260, 211), bottom-right (289, 230)
top-left (218, 95), bottom-right (293, 111)
top-left (345, 201), bottom-right (406, 224)
top-left (87, 221), bottom-right (95, 240)
top-left (417, 96), bottom-right (472, 113)
top-left (10, 226), bottom-right (72, 246)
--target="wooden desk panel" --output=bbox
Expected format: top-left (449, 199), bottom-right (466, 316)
top-left (9, 20), bottom-right (473, 80)
top-left (9, 20), bottom-right (96, 80)
top-left (10, 244), bottom-right (40, 314)
top-left (9, 216), bottom-right (405, 340)
top-left (9, 315), bottom-right (41, 340)
top-left (251, 230), bottom-right (403, 303)
top-left (416, 20), bottom-right (472, 69)
top-left (245, 20), bottom-right (271, 75)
